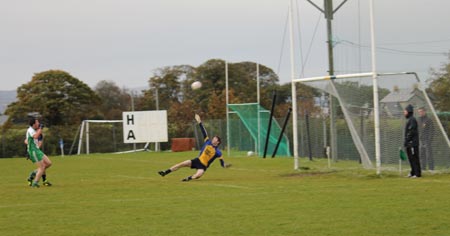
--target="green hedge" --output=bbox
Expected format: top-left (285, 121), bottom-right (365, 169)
top-left (0, 125), bottom-right (80, 158)
top-left (0, 127), bottom-right (28, 158)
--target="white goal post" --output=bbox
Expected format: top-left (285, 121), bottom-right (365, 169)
top-left (76, 120), bottom-right (154, 155)
top-left (77, 120), bottom-right (122, 155)
top-left (292, 71), bottom-right (450, 173)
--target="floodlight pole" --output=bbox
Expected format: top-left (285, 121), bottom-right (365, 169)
top-left (307, 0), bottom-right (348, 163)
top-left (307, 0), bottom-right (348, 75)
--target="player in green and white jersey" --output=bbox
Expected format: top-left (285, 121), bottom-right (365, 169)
top-left (25, 118), bottom-right (52, 188)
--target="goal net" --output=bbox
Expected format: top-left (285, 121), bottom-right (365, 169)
top-left (76, 120), bottom-right (148, 154)
top-left (293, 72), bottom-right (450, 172)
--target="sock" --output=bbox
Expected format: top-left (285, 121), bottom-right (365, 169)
top-left (42, 174), bottom-right (46, 182)
top-left (164, 169), bottom-right (172, 175)
top-left (28, 170), bottom-right (37, 180)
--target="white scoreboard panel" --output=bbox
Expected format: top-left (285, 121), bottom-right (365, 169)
top-left (122, 111), bottom-right (168, 143)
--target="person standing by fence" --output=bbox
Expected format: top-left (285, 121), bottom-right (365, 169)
top-left (418, 107), bottom-right (434, 171)
top-left (404, 104), bottom-right (421, 178)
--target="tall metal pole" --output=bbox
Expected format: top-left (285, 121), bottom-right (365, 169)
top-left (257, 63), bottom-right (261, 156)
top-left (155, 87), bottom-right (160, 152)
top-left (130, 92), bottom-right (135, 111)
top-left (226, 61), bottom-right (230, 156)
top-left (324, 0), bottom-right (335, 76)
top-left (306, 0), bottom-right (348, 163)
top-left (369, 0), bottom-right (381, 175)
top-left (325, 0), bottom-right (338, 163)
top-left (289, 0), bottom-right (299, 169)
top-left (322, 95), bottom-right (328, 158)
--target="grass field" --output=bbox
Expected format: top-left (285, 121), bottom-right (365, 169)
top-left (1, 151), bottom-right (450, 236)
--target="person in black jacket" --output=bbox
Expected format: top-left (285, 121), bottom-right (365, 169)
top-left (403, 104), bottom-right (421, 178)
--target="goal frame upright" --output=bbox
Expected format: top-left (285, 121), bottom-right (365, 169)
top-left (291, 71), bottom-right (450, 173)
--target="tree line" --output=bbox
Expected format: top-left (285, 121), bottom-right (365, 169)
top-left (1, 57), bottom-right (449, 157)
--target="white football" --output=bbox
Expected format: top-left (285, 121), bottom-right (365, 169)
top-left (191, 81), bottom-right (202, 90)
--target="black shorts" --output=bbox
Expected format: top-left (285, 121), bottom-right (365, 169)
top-left (190, 158), bottom-right (207, 170)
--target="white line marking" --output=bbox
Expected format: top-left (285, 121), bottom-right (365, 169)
top-left (209, 183), bottom-right (253, 189)
top-left (113, 175), bottom-right (152, 180)
top-left (98, 157), bottom-right (156, 163)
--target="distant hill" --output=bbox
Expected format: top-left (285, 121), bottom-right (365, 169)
top-left (0, 90), bottom-right (17, 114)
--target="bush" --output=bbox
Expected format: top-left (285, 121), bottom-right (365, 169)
top-left (0, 124), bottom-right (81, 158)
top-left (0, 127), bottom-right (28, 158)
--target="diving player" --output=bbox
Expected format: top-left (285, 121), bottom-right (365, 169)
top-left (158, 114), bottom-right (230, 181)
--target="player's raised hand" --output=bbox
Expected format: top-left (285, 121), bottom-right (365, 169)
top-left (195, 114), bottom-right (201, 123)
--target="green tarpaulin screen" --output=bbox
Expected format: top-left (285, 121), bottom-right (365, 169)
top-left (228, 103), bottom-right (291, 157)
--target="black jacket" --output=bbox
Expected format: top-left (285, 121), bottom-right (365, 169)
top-left (404, 114), bottom-right (419, 147)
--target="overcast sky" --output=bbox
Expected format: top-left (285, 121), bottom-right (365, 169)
top-left (1, 0), bottom-right (449, 91)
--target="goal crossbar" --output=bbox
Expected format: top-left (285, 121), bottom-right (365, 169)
top-left (292, 72), bottom-right (418, 83)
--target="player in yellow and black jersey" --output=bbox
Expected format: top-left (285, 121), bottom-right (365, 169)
top-left (158, 114), bottom-right (230, 181)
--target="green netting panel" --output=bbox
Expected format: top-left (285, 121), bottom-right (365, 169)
top-left (228, 103), bottom-right (291, 157)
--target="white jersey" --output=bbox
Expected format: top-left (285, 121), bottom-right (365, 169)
top-left (26, 126), bottom-right (39, 151)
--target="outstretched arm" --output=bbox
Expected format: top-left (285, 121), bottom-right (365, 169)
top-left (195, 114), bottom-right (208, 139)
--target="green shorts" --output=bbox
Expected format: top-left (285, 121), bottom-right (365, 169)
top-left (29, 149), bottom-right (45, 163)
